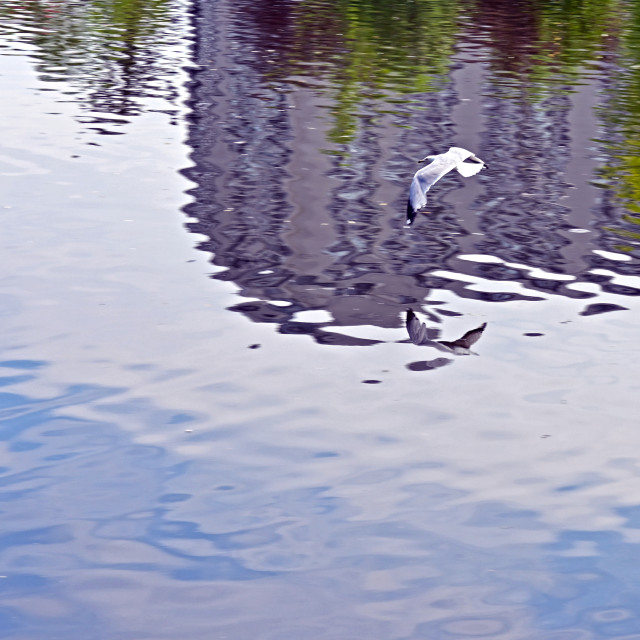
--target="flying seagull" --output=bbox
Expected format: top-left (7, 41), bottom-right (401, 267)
top-left (406, 309), bottom-right (487, 355)
top-left (406, 147), bottom-right (486, 225)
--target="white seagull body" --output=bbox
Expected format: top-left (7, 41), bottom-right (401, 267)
top-left (406, 146), bottom-right (485, 225)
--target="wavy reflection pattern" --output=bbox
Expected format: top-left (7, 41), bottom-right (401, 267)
top-left (184, 0), bottom-right (640, 345)
top-left (4, 360), bottom-right (640, 637)
top-left (0, 0), bottom-right (188, 129)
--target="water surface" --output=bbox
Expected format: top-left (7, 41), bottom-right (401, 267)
top-left (1, 0), bottom-right (640, 638)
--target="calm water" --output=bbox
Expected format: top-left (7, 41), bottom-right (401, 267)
top-left (1, 0), bottom-right (640, 638)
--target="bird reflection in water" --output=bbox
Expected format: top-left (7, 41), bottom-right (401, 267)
top-left (406, 308), bottom-right (487, 355)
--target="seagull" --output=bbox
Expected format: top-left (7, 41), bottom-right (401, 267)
top-left (406, 147), bottom-right (486, 225)
top-left (406, 309), bottom-right (487, 355)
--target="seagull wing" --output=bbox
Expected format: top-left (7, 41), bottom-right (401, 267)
top-left (455, 322), bottom-right (487, 348)
top-left (406, 309), bottom-right (428, 345)
top-left (439, 322), bottom-right (487, 351)
top-left (456, 161), bottom-right (484, 177)
top-left (406, 156), bottom-right (458, 225)
top-left (408, 172), bottom-right (429, 213)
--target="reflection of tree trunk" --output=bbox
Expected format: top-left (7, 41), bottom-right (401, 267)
top-left (561, 78), bottom-right (600, 274)
top-left (283, 89), bottom-right (338, 282)
top-left (113, 22), bottom-right (141, 116)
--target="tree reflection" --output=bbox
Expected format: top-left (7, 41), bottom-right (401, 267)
top-left (182, 0), bottom-right (639, 348)
top-left (234, 0), bottom-right (624, 143)
top-left (596, 0), bottom-right (640, 256)
top-left (0, 0), bottom-right (184, 124)
top-left (230, 0), bottom-right (460, 144)
top-left (468, 0), bottom-right (622, 93)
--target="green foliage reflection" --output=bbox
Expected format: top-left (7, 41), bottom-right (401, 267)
top-left (593, 1), bottom-right (640, 249)
top-left (279, 0), bottom-right (628, 141)
top-left (0, 0), bottom-right (182, 118)
top-left (285, 0), bottom-right (460, 143)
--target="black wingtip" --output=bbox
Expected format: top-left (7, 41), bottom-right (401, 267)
top-left (406, 200), bottom-right (416, 226)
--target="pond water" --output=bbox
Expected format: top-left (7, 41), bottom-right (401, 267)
top-left (1, 0), bottom-right (640, 638)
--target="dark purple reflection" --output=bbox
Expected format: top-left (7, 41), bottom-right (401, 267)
top-left (182, 0), bottom-right (639, 348)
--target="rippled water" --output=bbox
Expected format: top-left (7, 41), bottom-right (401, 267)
top-left (2, 0), bottom-right (640, 638)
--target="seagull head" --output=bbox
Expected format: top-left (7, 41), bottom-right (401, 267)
top-left (417, 155), bottom-right (437, 163)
